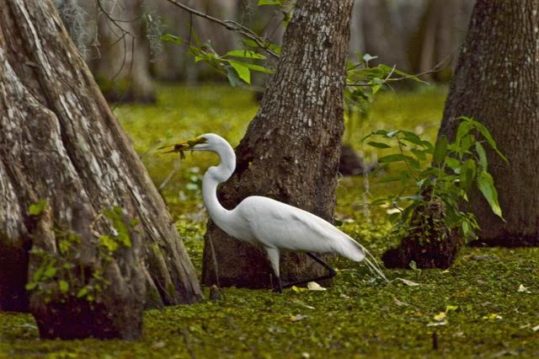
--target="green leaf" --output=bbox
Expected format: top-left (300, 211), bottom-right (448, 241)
top-left (25, 281), bottom-right (38, 291)
top-left (229, 61), bottom-right (251, 84)
top-left (462, 220), bottom-right (472, 238)
top-left (225, 67), bottom-right (243, 87)
top-left (445, 157), bottom-right (461, 173)
top-left (365, 129), bottom-right (389, 138)
top-left (378, 154), bottom-right (409, 163)
top-left (160, 33), bottom-right (183, 45)
top-left (99, 235), bottom-right (119, 253)
top-left (400, 131), bottom-right (423, 146)
top-left (238, 62), bottom-right (273, 74)
top-left (367, 141), bottom-right (391, 149)
top-left (59, 280), bottom-right (69, 294)
top-left (43, 266), bottom-right (57, 279)
top-left (28, 199), bottom-right (48, 216)
top-left (411, 148), bottom-right (427, 161)
top-left (226, 50), bottom-right (266, 60)
top-left (477, 171), bottom-right (503, 218)
top-left (369, 78), bottom-right (384, 95)
top-left (433, 136), bottom-right (448, 166)
top-left (59, 239), bottom-right (72, 255)
top-left (475, 142), bottom-right (488, 169)
top-left (460, 159), bottom-right (476, 191)
top-left (386, 130), bottom-right (400, 138)
top-left (104, 207), bottom-right (132, 248)
top-left (77, 287), bottom-right (89, 298)
top-left (461, 116), bottom-right (508, 163)
top-left (379, 154), bottom-right (420, 169)
top-left (257, 0), bottom-right (282, 5)
top-left (460, 134), bottom-right (474, 153)
top-left (456, 119), bottom-right (472, 145)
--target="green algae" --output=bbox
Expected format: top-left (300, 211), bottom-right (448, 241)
top-left (1, 85), bottom-right (537, 358)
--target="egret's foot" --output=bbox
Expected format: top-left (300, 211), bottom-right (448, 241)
top-left (270, 274), bottom-right (283, 293)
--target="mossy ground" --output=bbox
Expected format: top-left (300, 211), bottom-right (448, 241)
top-left (1, 85), bottom-right (537, 358)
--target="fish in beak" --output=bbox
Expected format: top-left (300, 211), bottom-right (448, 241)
top-left (159, 136), bottom-right (207, 158)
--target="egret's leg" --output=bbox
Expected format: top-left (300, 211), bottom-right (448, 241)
top-left (281, 252), bottom-right (336, 288)
top-left (265, 247), bottom-right (283, 293)
top-left (306, 252), bottom-right (336, 279)
top-left (274, 276), bottom-right (283, 293)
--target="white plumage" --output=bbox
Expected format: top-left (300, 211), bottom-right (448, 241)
top-left (172, 133), bottom-right (386, 290)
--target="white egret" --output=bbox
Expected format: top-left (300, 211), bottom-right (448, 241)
top-left (167, 133), bottom-right (387, 291)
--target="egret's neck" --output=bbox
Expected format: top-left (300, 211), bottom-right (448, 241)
top-left (202, 140), bottom-right (236, 227)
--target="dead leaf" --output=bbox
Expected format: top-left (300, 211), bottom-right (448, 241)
top-left (427, 320), bottom-right (447, 327)
top-left (152, 341), bottom-right (166, 349)
top-left (393, 297), bottom-right (409, 307)
top-left (289, 314), bottom-right (307, 322)
top-left (307, 281), bottom-right (327, 291)
top-left (482, 313), bottom-right (502, 320)
top-left (292, 300), bottom-right (315, 310)
top-left (433, 312), bottom-right (447, 321)
top-left (395, 278), bottom-right (420, 286)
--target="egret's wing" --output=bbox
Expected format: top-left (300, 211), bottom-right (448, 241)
top-left (235, 196), bottom-right (365, 262)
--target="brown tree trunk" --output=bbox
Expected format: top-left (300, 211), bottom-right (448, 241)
top-left (0, 0), bottom-right (201, 337)
top-left (411, 0), bottom-right (474, 81)
top-left (151, 0), bottom-right (190, 82)
top-left (358, 0), bottom-right (410, 71)
top-left (92, 0), bottom-right (156, 103)
top-left (439, 0), bottom-right (539, 246)
top-left (202, 1), bottom-right (354, 288)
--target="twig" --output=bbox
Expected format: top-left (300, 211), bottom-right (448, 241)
top-left (96, 0), bottom-right (137, 106)
top-left (347, 50), bottom-right (458, 88)
top-left (163, 0), bottom-right (279, 59)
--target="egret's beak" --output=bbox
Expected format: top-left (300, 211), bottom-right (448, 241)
top-left (159, 137), bottom-right (207, 158)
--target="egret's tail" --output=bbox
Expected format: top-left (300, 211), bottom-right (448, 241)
top-left (337, 236), bottom-right (388, 282)
top-left (359, 244), bottom-right (388, 282)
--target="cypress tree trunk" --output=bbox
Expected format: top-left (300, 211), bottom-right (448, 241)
top-left (383, 0), bottom-right (539, 269)
top-left (92, 0), bottom-right (156, 103)
top-left (359, 0), bottom-right (410, 71)
top-left (411, 0), bottom-right (474, 81)
top-left (439, 0), bottom-right (539, 246)
top-left (0, 0), bottom-right (201, 337)
top-left (202, 0), bottom-right (354, 288)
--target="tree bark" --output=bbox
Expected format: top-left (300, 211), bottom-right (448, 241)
top-left (0, 0), bottom-right (201, 337)
top-left (202, 0), bottom-right (354, 288)
top-left (53, 0), bottom-right (96, 61)
top-left (438, 0), bottom-right (539, 246)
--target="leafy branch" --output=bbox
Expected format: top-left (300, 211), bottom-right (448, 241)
top-left (162, 0), bottom-right (279, 59)
top-left (365, 116), bottom-right (507, 241)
